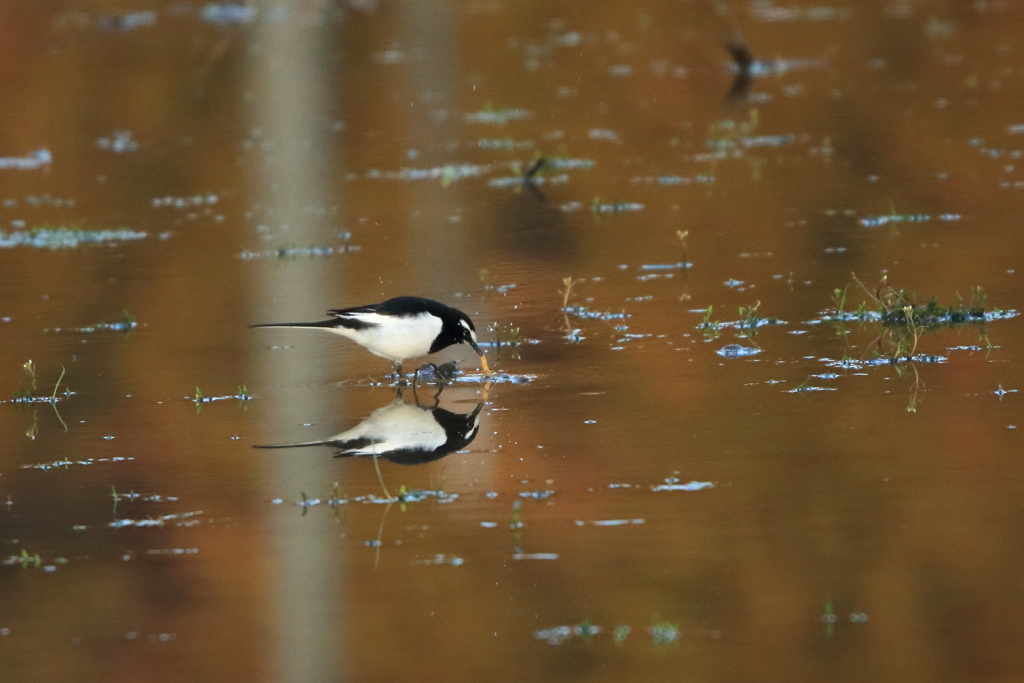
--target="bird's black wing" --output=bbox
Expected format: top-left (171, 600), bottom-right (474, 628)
top-left (328, 437), bottom-right (378, 455)
top-left (326, 304), bottom-right (384, 330)
top-left (329, 296), bottom-right (452, 323)
top-left (377, 296), bottom-right (454, 319)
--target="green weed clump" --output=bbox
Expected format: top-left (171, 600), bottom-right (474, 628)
top-left (696, 302), bottom-right (781, 339)
top-left (826, 274), bottom-right (1015, 413)
top-left (10, 361), bottom-right (67, 404)
top-left (844, 274), bottom-right (1003, 328)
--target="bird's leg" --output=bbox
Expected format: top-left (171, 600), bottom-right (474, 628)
top-left (390, 361), bottom-right (405, 385)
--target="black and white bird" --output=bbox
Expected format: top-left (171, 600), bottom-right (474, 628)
top-left (253, 398), bottom-right (484, 465)
top-left (251, 296), bottom-right (490, 377)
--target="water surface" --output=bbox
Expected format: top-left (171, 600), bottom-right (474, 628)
top-left (2, 2), bottom-right (1024, 681)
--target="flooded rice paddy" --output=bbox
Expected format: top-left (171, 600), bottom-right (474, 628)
top-left (3, 1), bottom-right (1024, 681)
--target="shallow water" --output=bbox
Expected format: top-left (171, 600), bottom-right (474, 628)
top-left (3, 2), bottom-right (1024, 681)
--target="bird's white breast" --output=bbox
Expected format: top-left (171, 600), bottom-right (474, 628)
top-left (330, 311), bottom-right (443, 362)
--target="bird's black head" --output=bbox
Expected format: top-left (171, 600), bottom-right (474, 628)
top-left (430, 305), bottom-right (484, 357)
top-left (454, 311), bottom-right (483, 355)
top-left (377, 402), bottom-right (484, 465)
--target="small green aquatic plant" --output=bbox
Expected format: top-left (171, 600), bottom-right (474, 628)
top-left (649, 614), bottom-right (679, 644)
top-left (24, 411), bottom-right (39, 440)
top-left (560, 277), bottom-right (581, 342)
top-left (700, 305), bottom-right (714, 326)
top-left (17, 549), bottom-right (42, 569)
top-left (560, 277), bottom-right (577, 310)
top-left (192, 386), bottom-right (252, 411)
top-left (831, 285), bottom-right (849, 319)
top-left (494, 324), bottom-right (521, 347)
top-left (509, 499), bottom-right (524, 552)
top-left (676, 229), bottom-right (689, 269)
top-left (120, 309), bottom-right (136, 333)
top-left (111, 485), bottom-right (123, 515)
top-left (9, 362), bottom-right (69, 433)
top-left (906, 367), bottom-right (923, 413)
top-left (396, 485), bottom-right (413, 512)
top-left (489, 324), bottom-right (522, 361)
top-left (325, 481), bottom-right (347, 523)
top-left (11, 360), bottom-right (38, 401)
top-left (52, 365), bottom-right (66, 402)
top-left (574, 620), bottom-right (600, 640)
top-left (737, 301), bottom-right (761, 333)
top-left (822, 601), bottom-right (837, 637)
top-left (698, 306), bottom-right (722, 339)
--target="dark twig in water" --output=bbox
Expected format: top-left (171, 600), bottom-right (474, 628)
top-left (373, 500), bottom-right (394, 570)
top-left (524, 157), bottom-right (545, 180)
top-left (372, 454), bottom-right (392, 501)
top-left (725, 40), bottom-right (753, 70)
top-left (523, 157), bottom-right (546, 201)
top-left (724, 39), bottom-right (754, 103)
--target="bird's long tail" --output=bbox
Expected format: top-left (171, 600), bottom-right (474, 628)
top-left (249, 319), bottom-right (337, 329)
top-left (252, 439), bottom-right (334, 449)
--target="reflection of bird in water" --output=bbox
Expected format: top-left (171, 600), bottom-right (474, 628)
top-left (253, 398), bottom-right (484, 465)
top-left (251, 296), bottom-right (489, 378)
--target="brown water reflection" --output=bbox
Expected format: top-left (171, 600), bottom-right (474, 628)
top-left (3, 1), bottom-right (1024, 681)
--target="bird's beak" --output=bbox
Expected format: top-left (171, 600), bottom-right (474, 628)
top-left (470, 341), bottom-right (490, 374)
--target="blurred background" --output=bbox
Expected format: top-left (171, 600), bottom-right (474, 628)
top-left (1, 1), bottom-right (1024, 681)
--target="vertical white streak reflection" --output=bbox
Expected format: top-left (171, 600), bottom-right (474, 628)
top-left (247, 7), bottom-right (343, 682)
